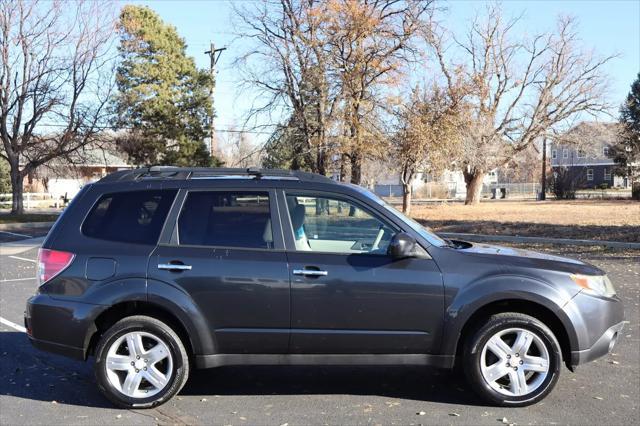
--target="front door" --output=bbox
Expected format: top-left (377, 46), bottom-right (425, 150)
top-left (280, 191), bottom-right (444, 354)
top-left (148, 189), bottom-right (290, 354)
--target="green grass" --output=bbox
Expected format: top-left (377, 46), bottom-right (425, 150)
top-left (0, 213), bottom-right (59, 224)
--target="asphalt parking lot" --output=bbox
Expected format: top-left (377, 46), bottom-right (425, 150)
top-left (0, 235), bottom-right (638, 425)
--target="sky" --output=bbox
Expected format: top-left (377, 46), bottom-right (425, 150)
top-left (131, 0), bottom-right (640, 144)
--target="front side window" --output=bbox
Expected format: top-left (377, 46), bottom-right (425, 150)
top-left (551, 149), bottom-right (557, 159)
top-left (604, 168), bottom-right (611, 180)
top-left (603, 147), bottom-right (610, 157)
top-left (587, 169), bottom-right (594, 181)
top-left (178, 191), bottom-right (272, 249)
top-left (285, 194), bottom-right (395, 255)
top-left (563, 149), bottom-right (569, 159)
top-left (82, 190), bottom-right (177, 245)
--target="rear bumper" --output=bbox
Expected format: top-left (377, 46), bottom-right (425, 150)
top-left (25, 294), bottom-right (97, 361)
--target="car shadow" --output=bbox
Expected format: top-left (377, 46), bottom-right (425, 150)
top-left (180, 364), bottom-right (485, 406)
top-left (0, 331), bottom-right (113, 409)
top-left (1, 331), bottom-right (485, 408)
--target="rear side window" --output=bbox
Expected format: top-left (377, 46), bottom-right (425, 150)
top-left (82, 190), bottom-right (177, 245)
top-left (178, 191), bottom-right (272, 249)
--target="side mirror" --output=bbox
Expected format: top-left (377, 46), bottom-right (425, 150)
top-left (388, 232), bottom-right (417, 259)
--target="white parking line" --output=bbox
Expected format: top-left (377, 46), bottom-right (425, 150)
top-left (0, 230), bottom-right (32, 238)
top-left (0, 277), bottom-right (35, 282)
top-left (8, 255), bottom-right (37, 263)
top-left (0, 316), bottom-right (26, 333)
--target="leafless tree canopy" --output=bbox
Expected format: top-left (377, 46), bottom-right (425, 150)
top-left (233, 0), bottom-right (434, 182)
top-left (426, 4), bottom-right (616, 204)
top-left (0, 0), bottom-right (115, 212)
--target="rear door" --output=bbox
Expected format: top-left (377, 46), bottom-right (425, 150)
top-left (148, 188), bottom-right (290, 354)
top-left (279, 190), bottom-right (444, 354)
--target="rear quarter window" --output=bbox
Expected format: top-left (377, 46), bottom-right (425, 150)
top-left (82, 190), bottom-right (177, 245)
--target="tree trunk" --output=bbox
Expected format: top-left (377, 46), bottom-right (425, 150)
top-left (540, 136), bottom-right (547, 201)
top-left (402, 183), bottom-right (412, 214)
top-left (463, 168), bottom-right (485, 205)
top-left (350, 153), bottom-right (362, 184)
top-left (9, 161), bottom-right (24, 214)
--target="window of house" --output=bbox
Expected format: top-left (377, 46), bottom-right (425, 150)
top-left (551, 149), bottom-right (557, 159)
top-left (563, 149), bottom-right (569, 159)
top-left (577, 149), bottom-right (586, 158)
top-left (604, 168), bottom-right (611, 181)
top-left (587, 169), bottom-right (594, 181)
top-left (82, 190), bottom-right (177, 245)
top-left (177, 191), bottom-right (273, 249)
top-left (603, 146), bottom-right (610, 157)
top-left (285, 194), bottom-right (395, 255)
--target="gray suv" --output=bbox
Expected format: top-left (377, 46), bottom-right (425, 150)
top-left (25, 167), bottom-right (624, 408)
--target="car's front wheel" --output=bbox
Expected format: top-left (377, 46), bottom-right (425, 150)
top-left (464, 312), bottom-right (562, 406)
top-left (94, 315), bottom-right (190, 408)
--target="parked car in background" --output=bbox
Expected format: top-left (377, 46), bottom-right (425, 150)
top-left (26, 167), bottom-right (624, 408)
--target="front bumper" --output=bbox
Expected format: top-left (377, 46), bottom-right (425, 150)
top-left (570, 320), bottom-right (625, 366)
top-left (563, 290), bottom-right (625, 368)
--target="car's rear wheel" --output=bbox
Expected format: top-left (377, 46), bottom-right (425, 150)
top-left (464, 312), bottom-right (562, 406)
top-left (94, 315), bottom-right (189, 408)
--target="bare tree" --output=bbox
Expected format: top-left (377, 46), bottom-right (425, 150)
top-left (392, 84), bottom-right (463, 213)
top-left (427, 4), bottom-right (615, 204)
top-left (326, 0), bottom-right (434, 184)
top-left (233, 0), bottom-right (336, 175)
top-left (234, 0), bottom-right (434, 182)
top-left (0, 0), bottom-right (115, 213)
top-left (220, 126), bottom-right (263, 168)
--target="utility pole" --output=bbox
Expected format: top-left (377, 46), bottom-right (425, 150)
top-left (204, 42), bottom-right (226, 158)
top-left (540, 136), bottom-right (547, 200)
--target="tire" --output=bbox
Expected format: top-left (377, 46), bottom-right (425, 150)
top-left (463, 312), bottom-right (562, 407)
top-left (94, 315), bottom-right (190, 409)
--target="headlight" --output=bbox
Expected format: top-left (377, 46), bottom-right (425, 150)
top-left (570, 274), bottom-right (616, 297)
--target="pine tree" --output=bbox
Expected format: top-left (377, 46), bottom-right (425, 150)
top-left (613, 72), bottom-right (640, 197)
top-left (113, 5), bottom-right (220, 166)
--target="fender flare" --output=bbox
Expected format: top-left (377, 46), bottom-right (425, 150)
top-left (440, 274), bottom-right (580, 357)
top-left (82, 278), bottom-right (215, 357)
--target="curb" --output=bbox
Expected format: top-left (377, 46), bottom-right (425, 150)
top-left (441, 233), bottom-right (640, 249)
top-left (0, 221), bottom-right (56, 232)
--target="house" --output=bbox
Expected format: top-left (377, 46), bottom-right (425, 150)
top-left (550, 122), bottom-right (629, 189)
top-left (373, 167), bottom-right (498, 199)
top-left (23, 141), bottom-right (134, 201)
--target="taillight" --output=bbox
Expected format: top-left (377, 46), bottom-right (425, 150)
top-left (37, 248), bottom-right (75, 286)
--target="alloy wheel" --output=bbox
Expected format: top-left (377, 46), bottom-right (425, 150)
top-left (479, 327), bottom-right (550, 397)
top-left (105, 331), bottom-right (173, 398)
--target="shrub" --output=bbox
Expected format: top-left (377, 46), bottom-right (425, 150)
top-left (550, 167), bottom-right (585, 199)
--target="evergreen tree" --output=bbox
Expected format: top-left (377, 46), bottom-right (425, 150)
top-left (613, 72), bottom-right (640, 194)
top-left (0, 158), bottom-right (11, 194)
top-left (113, 5), bottom-right (220, 166)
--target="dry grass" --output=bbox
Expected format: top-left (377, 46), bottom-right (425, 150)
top-left (410, 200), bottom-right (640, 242)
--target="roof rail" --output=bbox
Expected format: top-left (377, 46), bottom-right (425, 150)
top-left (97, 166), bottom-right (335, 184)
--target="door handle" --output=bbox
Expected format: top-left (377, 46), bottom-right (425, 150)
top-left (158, 263), bottom-right (192, 271)
top-left (293, 269), bottom-right (328, 277)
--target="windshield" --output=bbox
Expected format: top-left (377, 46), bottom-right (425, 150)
top-left (347, 184), bottom-right (448, 247)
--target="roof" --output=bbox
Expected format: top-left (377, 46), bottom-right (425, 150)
top-left (97, 166), bottom-right (337, 185)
